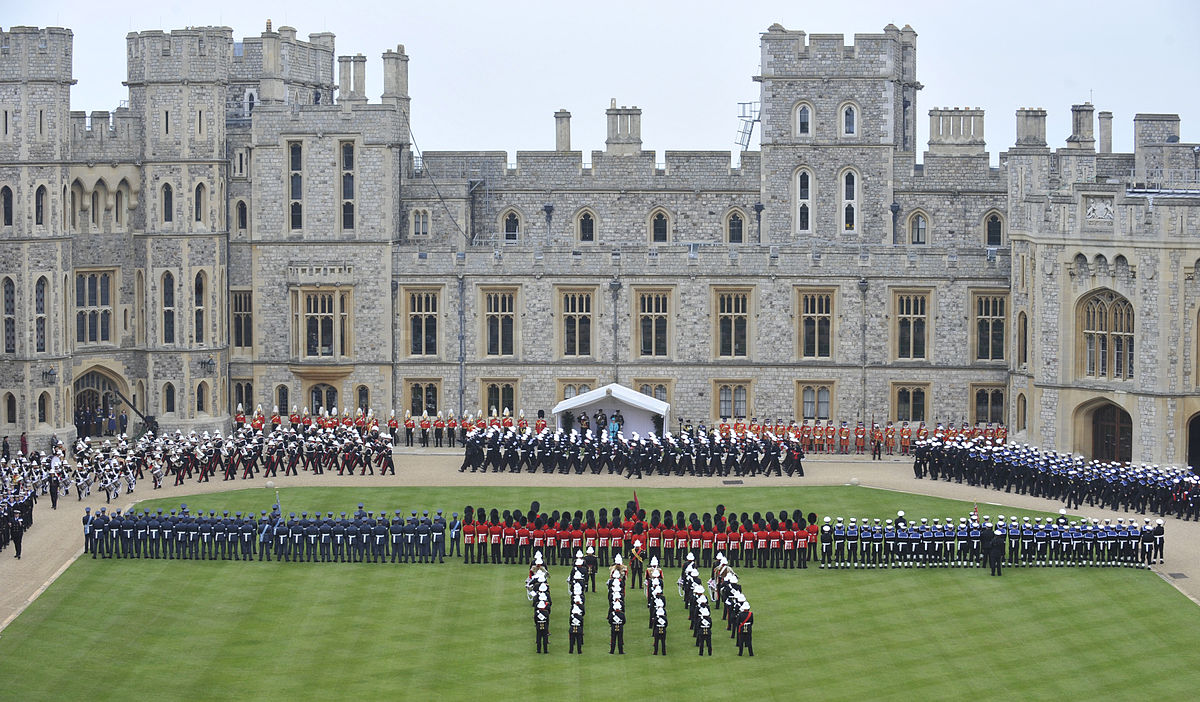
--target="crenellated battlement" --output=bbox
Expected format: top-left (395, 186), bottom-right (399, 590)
top-left (125, 26), bottom-right (234, 87)
top-left (68, 108), bottom-right (143, 159)
top-left (758, 22), bottom-right (916, 79)
top-left (0, 26), bottom-right (74, 83)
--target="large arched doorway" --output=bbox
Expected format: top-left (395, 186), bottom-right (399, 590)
top-left (1188, 413), bottom-right (1200, 470)
top-left (74, 368), bottom-right (128, 438)
top-left (1092, 403), bottom-right (1132, 463)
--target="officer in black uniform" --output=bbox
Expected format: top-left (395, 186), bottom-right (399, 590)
top-left (989, 524), bottom-right (1005, 576)
top-left (697, 604), bottom-right (712, 655)
top-left (534, 600), bottom-right (551, 653)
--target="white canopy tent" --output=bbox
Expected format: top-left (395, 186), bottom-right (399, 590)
top-left (550, 383), bottom-right (670, 439)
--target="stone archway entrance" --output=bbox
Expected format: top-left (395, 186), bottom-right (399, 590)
top-left (1092, 403), bottom-right (1132, 463)
top-left (73, 368), bottom-right (128, 438)
top-left (1188, 414), bottom-right (1200, 471)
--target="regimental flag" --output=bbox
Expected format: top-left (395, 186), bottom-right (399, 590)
top-left (971, 503), bottom-right (979, 522)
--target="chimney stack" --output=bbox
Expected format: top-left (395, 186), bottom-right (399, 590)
top-left (381, 45), bottom-right (409, 106)
top-left (338, 55), bottom-right (352, 105)
top-left (1015, 108), bottom-right (1047, 148)
top-left (351, 54), bottom-right (367, 103)
top-left (1067, 103), bottom-right (1095, 150)
top-left (555, 110), bottom-right (571, 151)
top-left (605, 99), bottom-right (642, 156)
top-left (1098, 111), bottom-right (1113, 154)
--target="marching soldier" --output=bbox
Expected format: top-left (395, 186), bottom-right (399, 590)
top-left (534, 601), bottom-right (551, 654)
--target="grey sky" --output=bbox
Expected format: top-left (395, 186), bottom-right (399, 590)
top-left (9, 0), bottom-right (1199, 161)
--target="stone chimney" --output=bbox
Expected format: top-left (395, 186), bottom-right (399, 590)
top-left (927, 107), bottom-right (986, 155)
top-left (605, 99), bottom-right (642, 156)
top-left (351, 54), bottom-right (367, 104)
top-left (1015, 108), bottom-right (1047, 147)
top-left (259, 24), bottom-right (284, 104)
top-left (555, 110), bottom-right (571, 151)
top-left (1067, 103), bottom-right (1095, 150)
top-left (338, 55), bottom-right (352, 105)
top-left (1098, 111), bottom-right (1113, 154)
top-left (381, 45), bottom-right (409, 106)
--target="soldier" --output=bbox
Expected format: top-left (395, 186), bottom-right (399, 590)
top-left (608, 600), bottom-right (625, 654)
top-left (404, 410), bottom-right (415, 447)
top-left (735, 600), bottom-right (754, 656)
top-left (434, 412), bottom-right (445, 448)
top-left (448, 512), bottom-right (462, 558)
top-left (569, 603), bottom-right (585, 654)
top-left (696, 603), bottom-right (712, 655)
top-left (534, 600), bottom-right (551, 654)
top-left (652, 606), bottom-right (668, 655)
top-left (431, 510), bottom-right (446, 563)
top-left (989, 524), bottom-right (1006, 576)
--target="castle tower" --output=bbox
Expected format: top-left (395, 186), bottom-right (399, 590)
top-left (124, 27), bottom-right (234, 433)
top-left (0, 27), bottom-right (78, 442)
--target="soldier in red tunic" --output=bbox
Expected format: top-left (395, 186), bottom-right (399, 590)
top-left (270, 406), bottom-right (282, 434)
top-left (433, 412), bottom-right (446, 447)
top-left (838, 422), bottom-right (851, 454)
top-left (854, 422), bottom-right (866, 454)
top-left (446, 410), bottom-right (457, 448)
top-left (884, 422), bottom-right (897, 455)
top-left (234, 403), bottom-right (246, 430)
top-left (404, 410), bottom-right (416, 447)
top-left (534, 409), bottom-right (547, 434)
top-left (900, 421), bottom-right (912, 455)
top-left (419, 412), bottom-right (432, 447)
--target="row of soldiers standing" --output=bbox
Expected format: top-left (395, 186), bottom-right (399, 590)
top-left (82, 503), bottom-right (457, 563)
top-left (914, 439), bottom-right (1200, 519)
top-left (460, 427), bottom-right (805, 479)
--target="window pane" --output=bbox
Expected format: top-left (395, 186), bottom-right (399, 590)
top-left (913, 319), bottom-right (926, 358)
top-left (803, 388), bottom-right (814, 419)
top-left (912, 389), bottom-right (925, 421)
top-left (817, 388), bottom-right (830, 420)
top-left (990, 391), bottom-right (1003, 423)
top-left (501, 316), bottom-right (513, 355)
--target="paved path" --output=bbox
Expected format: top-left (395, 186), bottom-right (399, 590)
top-left (3, 451), bottom-right (1196, 631)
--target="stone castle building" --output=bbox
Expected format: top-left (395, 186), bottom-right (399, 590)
top-left (1, 22), bottom-right (1198, 466)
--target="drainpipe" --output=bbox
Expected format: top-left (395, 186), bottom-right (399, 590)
top-left (858, 278), bottom-right (868, 422)
top-left (609, 278), bottom-right (622, 384)
top-left (458, 274), bottom-right (466, 415)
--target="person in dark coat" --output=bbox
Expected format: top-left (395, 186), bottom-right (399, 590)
top-left (989, 525), bottom-right (1006, 576)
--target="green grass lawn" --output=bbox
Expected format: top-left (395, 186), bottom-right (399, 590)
top-left (1, 486), bottom-right (1197, 701)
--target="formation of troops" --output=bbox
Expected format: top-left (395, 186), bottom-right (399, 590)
top-left (82, 502), bottom-right (460, 563)
top-left (48, 406), bottom-right (396, 508)
top-left (1, 485), bottom-right (34, 559)
top-left (460, 426), bottom-right (806, 479)
top-left (462, 500), bottom-right (1167, 578)
top-left (524, 543), bottom-right (753, 656)
top-left (914, 438), bottom-right (1200, 519)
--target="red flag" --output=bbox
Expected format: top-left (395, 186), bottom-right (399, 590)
top-left (633, 491), bottom-right (640, 515)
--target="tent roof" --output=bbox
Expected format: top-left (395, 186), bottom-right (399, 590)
top-left (551, 383), bottom-right (669, 417)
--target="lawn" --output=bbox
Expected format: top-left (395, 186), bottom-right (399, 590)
top-left (1, 486), bottom-right (1196, 701)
